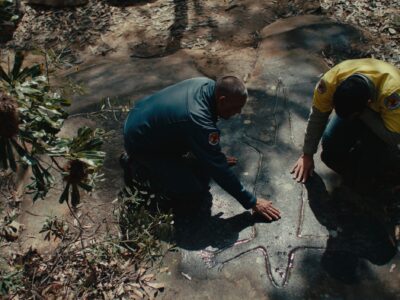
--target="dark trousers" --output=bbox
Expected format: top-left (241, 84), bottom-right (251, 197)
top-left (125, 153), bottom-right (211, 207)
top-left (320, 115), bottom-right (400, 222)
top-left (321, 115), bottom-right (399, 180)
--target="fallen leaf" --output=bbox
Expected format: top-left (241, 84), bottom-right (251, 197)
top-left (138, 267), bottom-right (146, 277)
top-left (133, 288), bottom-right (144, 298)
top-left (181, 272), bottom-right (192, 280)
top-left (141, 273), bottom-right (155, 281)
top-left (117, 283), bottom-right (125, 296)
top-left (145, 281), bottom-right (165, 290)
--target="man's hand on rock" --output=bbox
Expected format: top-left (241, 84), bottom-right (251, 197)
top-left (252, 198), bottom-right (281, 221)
top-left (291, 153), bottom-right (314, 183)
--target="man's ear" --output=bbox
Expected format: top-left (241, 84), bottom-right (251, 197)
top-left (217, 95), bottom-right (226, 107)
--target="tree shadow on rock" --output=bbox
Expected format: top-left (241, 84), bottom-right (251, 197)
top-left (305, 174), bottom-right (396, 284)
top-left (164, 0), bottom-right (188, 55)
top-left (129, 0), bottom-right (189, 58)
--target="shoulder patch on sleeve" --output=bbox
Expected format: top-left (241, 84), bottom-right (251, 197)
top-left (208, 132), bottom-right (220, 146)
top-left (316, 79), bottom-right (327, 94)
top-left (384, 93), bottom-right (400, 110)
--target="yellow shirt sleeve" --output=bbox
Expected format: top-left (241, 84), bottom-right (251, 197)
top-left (382, 90), bottom-right (400, 133)
top-left (312, 69), bottom-right (337, 112)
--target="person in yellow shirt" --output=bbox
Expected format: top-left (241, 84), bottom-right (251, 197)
top-left (291, 58), bottom-right (400, 249)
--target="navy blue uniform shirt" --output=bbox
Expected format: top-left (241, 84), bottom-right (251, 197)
top-left (123, 77), bottom-right (256, 209)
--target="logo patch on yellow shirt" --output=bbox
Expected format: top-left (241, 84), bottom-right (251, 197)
top-left (384, 93), bottom-right (400, 110)
top-left (208, 132), bottom-right (220, 146)
top-left (316, 79), bottom-right (327, 94)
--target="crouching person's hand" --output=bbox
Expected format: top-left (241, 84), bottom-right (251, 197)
top-left (252, 198), bottom-right (281, 221)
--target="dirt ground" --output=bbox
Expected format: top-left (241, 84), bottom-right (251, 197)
top-left (1, 0), bottom-right (324, 253)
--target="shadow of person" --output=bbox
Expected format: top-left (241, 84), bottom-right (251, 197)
top-left (145, 186), bottom-right (261, 251)
top-left (157, 191), bottom-right (260, 251)
top-left (305, 173), bottom-right (396, 284)
top-left (172, 200), bottom-right (257, 251)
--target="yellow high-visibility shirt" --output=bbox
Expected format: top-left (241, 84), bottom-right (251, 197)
top-left (312, 58), bottom-right (400, 133)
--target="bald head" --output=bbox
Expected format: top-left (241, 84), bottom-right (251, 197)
top-left (215, 76), bottom-right (248, 100)
top-left (215, 76), bottom-right (248, 120)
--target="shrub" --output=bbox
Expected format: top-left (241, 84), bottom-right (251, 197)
top-left (0, 51), bottom-right (105, 206)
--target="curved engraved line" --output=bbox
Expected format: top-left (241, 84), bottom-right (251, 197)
top-left (241, 141), bottom-right (263, 196)
top-left (279, 82), bottom-right (297, 147)
top-left (272, 79), bottom-right (282, 146)
top-left (216, 245), bottom-right (326, 288)
top-left (242, 91), bottom-right (278, 147)
top-left (297, 185), bottom-right (329, 239)
top-left (242, 79), bottom-right (287, 147)
top-left (200, 225), bottom-right (257, 263)
top-left (284, 246), bottom-right (326, 286)
top-left (200, 141), bottom-right (262, 266)
top-left (217, 246), bottom-right (278, 287)
top-left (243, 132), bottom-right (275, 147)
top-left (296, 185), bottom-right (307, 237)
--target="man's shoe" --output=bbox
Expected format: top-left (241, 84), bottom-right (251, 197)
top-left (119, 152), bottom-right (130, 167)
top-left (394, 224), bottom-right (400, 252)
top-left (120, 152), bottom-right (134, 186)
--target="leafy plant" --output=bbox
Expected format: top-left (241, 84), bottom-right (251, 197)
top-left (0, 0), bottom-right (19, 24)
top-left (0, 270), bottom-right (22, 296)
top-left (117, 184), bottom-right (174, 261)
top-left (0, 51), bottom-right (105, 206)
top-left (40, 216), bottom-right (69, 241)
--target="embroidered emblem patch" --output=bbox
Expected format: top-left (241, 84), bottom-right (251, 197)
top-left (316, 79), bottom-right (327, 94)
top-left (384, 93), bottom-right (400, 110)
top-left (208, 132), bottom-right (220, 146)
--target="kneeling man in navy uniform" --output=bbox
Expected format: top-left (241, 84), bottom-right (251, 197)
top-left (122, 76), bottom-right (280, 221)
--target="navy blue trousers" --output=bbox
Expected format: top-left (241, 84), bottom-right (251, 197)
top-left (128, 153), bottom-right (210, 200)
